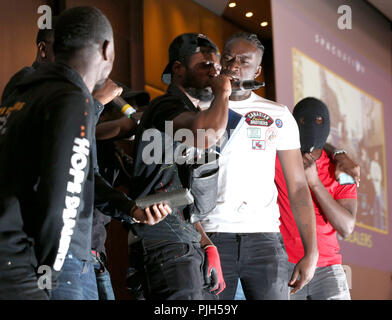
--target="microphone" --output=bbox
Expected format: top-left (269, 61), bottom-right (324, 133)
top-left (111, 96), bottom-right (137, 117)
top-left (231, 80), bottom-right (265, 91)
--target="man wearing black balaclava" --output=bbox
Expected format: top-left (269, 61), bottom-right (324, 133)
top-left (278, 97), bottom-right (358, 300)
top-left (293, 97), bottom-right (331, 154)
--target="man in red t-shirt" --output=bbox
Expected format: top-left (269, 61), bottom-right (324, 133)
top-left (277, 97), bottom-right (357, 300)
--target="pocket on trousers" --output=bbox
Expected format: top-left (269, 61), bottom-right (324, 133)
top-left (154, 243), bottom-right (192, 265)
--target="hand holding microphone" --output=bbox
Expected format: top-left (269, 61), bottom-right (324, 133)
top-left (93, 79), bottom-right (123, 105)
top-left (219, 68), bottom-right (265, 92)
top-left (111, 96), bottom-right (138, 117)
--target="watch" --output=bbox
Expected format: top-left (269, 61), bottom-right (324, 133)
top-left (127, 112), bottom-right (139, 124)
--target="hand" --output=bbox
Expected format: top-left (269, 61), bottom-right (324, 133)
top-left (334, 153), bottom-right (360, 187)
top-left (288, 253), bottom-right (318, 295)
top-left (130, 203), bottom-right (172, 226)
top-left (130, 111), bottom-right (143, 122)
top-left (303, 153), bottom-right (320, 188)
top-left (93, 79), bottom-right (123, 105)
top-left (203, 245), bottom-right (226, 295)
top-left (208, 73), bottom-right (232, 97)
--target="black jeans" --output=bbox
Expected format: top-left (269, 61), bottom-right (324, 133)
top-left (208, 232), bottom-right (289, 300)
top-left (129, 240), bottom-right (216, 300)
top-left (0, 264), bottom-right (49, 300)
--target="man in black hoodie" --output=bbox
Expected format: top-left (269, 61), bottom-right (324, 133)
top-left (0, 6), bottom-right (170, 300)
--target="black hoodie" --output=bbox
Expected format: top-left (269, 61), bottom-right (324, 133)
top-left (0, 62), bottom-right (95, 274)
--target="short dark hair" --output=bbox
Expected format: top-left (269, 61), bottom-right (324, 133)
top-left (36, 28), bottom-right (54, 45)
top-left (225, 32), bottom-right (265, 58)
top-left (53, 6), bottom-right (113, 57)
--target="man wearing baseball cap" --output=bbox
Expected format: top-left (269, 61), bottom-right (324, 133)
top-left (129, 33), bottom-right (233, 299)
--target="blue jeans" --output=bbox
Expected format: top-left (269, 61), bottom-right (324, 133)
top-left (234, 280), bottom-right (246, 300)
top-left (50, 251), bottom-right (98, 300)
top-left (208, 232), bottom-right (289, 300)
top-left (94, 262), bottom-right (115, 300)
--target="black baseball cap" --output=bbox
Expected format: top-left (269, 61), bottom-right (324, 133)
top-left (161, 33), bottom-right (220, 85)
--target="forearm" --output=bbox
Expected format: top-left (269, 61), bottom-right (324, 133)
top-left (191, 93), bottom-right (229, 147)
top-left (323, 142), bottom-right (336, 158)
top-left (194, 222), bottom-right (214, 248)
top-left (289, 186), bottom-right (318, 256)
top-left (310, 182), bottom-right (355, 237)
top-left (96, 117), bottom-right (137, 141)
top-left (278, 149), bottom-right (318, 256)
top-left (94, 173), bottom-right (135, 224)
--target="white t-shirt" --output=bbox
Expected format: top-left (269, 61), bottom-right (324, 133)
top-left (201, 92), bottom-right (300, 233)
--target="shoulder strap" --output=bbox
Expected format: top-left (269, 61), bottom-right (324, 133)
top-left (216, 109), bottom-right (244, 153)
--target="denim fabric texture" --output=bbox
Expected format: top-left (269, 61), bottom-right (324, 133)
top-left (50, 251), bottom-right (98, 300)
top-left (209, 232), bottom-right (289, 300)
top-left (129, 240), bottom-right (217, 300)
top-left (288, 262), bottom-right (351, 300)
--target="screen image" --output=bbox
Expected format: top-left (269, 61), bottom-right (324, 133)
top-left (292, 47), bottom-right (388, 235)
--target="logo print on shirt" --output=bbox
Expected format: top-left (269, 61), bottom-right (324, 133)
top-left (247, 127), bottom-right (261, 138)
top-left (245, 111), bottom-right (273, 127)
top-left (252, 140), bottom-right (265, 150)
top-left (276, 119), bottom-right (283, 128)
top-left (265, 127), bottom-right (278, 147)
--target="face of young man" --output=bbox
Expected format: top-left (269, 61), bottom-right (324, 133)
top-left (184, 50), bottom-right (221, 89)
top-left (94, 38), bottom-right (115, 90)
top-left (179, 49), bottom-right (220, 102)
top-left (221, 38), bottom-right (262, 84)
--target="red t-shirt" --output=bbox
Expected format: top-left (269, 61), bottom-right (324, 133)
top-left (276, 150), bottom-right (357, 267)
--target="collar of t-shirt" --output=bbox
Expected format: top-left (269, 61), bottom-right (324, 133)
top-left (228, 91), bottom-right (257, 109)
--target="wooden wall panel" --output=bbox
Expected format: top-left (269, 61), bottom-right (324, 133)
top-left (143, 0), bottom-right (263, 99)
top-left (143, 0), bottom-right (200, 95)
top-left (0, 0), bottom-right (48, 98)
top-left (66, 0), bottom-right (132, 87)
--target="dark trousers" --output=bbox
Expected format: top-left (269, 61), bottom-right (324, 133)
top-left (208, 232), bottom-right (289, 300)
top-left (0, 264), bottom-right (49, 300)
top-left (129, 240), bottom-right (216, 300)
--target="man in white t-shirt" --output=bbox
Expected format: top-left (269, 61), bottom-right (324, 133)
top-left (200, 33), bottom-right (319, 299)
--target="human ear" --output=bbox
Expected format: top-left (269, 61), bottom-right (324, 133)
top-left (254, 65), bottom-right (262, 79)
top-left (172, 61), bottom-right (185, 78)
top-left (37, 42), bottom-right (47, 59)
top-left (102, 40), bottom-right (110, 61)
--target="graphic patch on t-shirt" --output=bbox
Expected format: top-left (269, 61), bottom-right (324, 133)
top-left (245, 111), bottom-right (274, 127)
top-left (265, 127), bottom-right (278, 146)
top-left (252, 139), bottom-right (265, 150)
top-left (247, 127), bottom-right (261, 138)
top-left (275, 119), bottom-right (283, 128)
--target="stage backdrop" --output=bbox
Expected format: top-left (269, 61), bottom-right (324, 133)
top-left (272, 0), bottom-right (392, 298)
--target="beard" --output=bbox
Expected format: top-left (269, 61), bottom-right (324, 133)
top-left (185, 87), bottom-right (214, 102)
